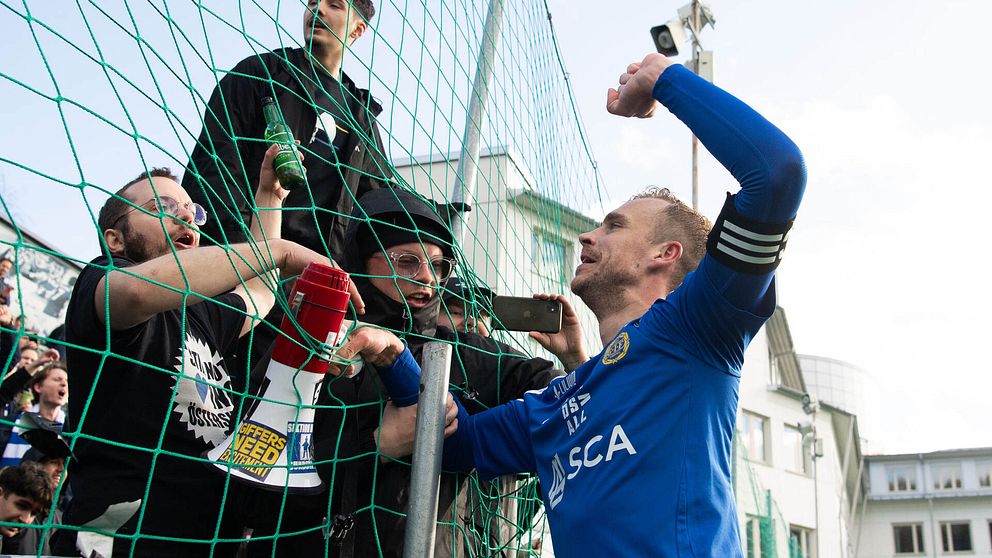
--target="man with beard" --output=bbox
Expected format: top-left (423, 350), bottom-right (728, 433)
top-left (53, 146), bottom-right (334, 557)
top-left (426, 52), bottom-right (808, 556)
top-left (243, 188), bottom-right (561, 557)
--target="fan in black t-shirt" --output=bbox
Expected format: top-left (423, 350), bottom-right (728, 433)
top-left (51, 148), bottom-right (340, 558)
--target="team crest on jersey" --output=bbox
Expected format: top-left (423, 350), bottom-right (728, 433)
top-left (602, 332), bottom-right (630, 365)
top-left (172, 332), bottom-right (234, 445)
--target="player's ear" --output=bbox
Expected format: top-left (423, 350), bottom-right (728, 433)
top-left (647, 240), bottom-right (682, 272)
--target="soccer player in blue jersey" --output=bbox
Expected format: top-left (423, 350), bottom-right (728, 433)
top-left (425, 52), bottom-right (806, 556)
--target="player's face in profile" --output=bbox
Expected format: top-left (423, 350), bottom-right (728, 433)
top-left (572, 198), bottom-right (670, 299)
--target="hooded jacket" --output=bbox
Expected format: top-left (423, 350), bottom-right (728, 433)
top-left (182, 47), bottom-right (391, 259)
top-left (308, 188), bottom-right (561, 557)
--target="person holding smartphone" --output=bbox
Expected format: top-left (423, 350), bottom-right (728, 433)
top-left (437, 276), bottom-right (495, 337)
top-left (242, 188), bottom-right (562, 558)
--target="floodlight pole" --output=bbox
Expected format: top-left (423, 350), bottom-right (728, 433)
top-left (690, 0), bottom-right (701, 210)
top-left (451, 0), bottom-right (506, 245)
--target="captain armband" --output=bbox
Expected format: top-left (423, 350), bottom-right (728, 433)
top-left (706, 193), bottom-right (794, 274)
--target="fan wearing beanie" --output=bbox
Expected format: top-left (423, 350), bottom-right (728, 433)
top-left (244, 187), bottom-right (562, 558)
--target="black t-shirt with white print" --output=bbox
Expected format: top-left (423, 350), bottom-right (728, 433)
top-left (280, 71), bottom-right (357, 254)
top-left (60, 255), bottom-right (247, 556)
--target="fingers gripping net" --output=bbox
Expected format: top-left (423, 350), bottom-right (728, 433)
top-left (0, 0), bottom-right (605, 555)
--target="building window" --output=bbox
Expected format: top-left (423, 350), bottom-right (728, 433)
top-left (887, 465), bottom-right (918, 492)
top-left (789, 525), bottom-right (815, 558)
top-left (783, 424), bottom-right (809, 475)
top-left (893, 524), bottom-right (924, 554)
top-left (940, 521), bottom-right (972, 552)
top-left (932, 463), bottom-right (963, 491)
top-left (530, 230), bottom-right (568, 284)
top-left (977, 461), bottom-right (992, 488)
top-left (746, 515), bottom-right (773, 558)
top-left (741, 411), bottom-right (770, 464)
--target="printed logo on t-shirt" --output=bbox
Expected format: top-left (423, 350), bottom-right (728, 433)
top-left (312, 111), bottom-right (339, 151)
top-left (602, 332), bottom-right (630, 365)
top-left (172, 332), bottom-right (234, 446)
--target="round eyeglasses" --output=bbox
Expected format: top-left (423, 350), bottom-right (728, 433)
top-left (112, 195), bottom-right (208, 228)
top-left (383, 252), bottom-right (455, 282)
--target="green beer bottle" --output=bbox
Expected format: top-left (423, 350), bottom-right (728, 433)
top-left (262, 96), bottom-right (307, 190)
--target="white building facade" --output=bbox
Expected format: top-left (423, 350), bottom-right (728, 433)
top-left (735, 307), bottom-right (865, 558)
top-left (856, 449), bottom-right (992, 557)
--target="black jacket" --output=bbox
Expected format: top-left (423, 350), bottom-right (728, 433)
top-left (182, 47), bottom-right (391, 259)
top-left (308, 191), bottom-right (560, 557)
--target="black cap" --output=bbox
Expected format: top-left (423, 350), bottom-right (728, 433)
top-left (16, 412), bottom-right (73, 460)
top-left (348, 189), bottom-right (471, 269)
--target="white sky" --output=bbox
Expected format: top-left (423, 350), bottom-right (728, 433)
top-left (2, 0), bottom-right (990, 454)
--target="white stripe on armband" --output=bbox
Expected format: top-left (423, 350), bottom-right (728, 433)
top-left (723, 220), bottom-right (786, 243)
top-left (718, 230), bottom-right (782, 254)
top-left (714, 243), bottom-right (780, 265)
top-left (706, 193), bottom-right (794, 273)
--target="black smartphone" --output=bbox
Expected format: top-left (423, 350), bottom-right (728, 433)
top-left (490, 296), bottom-right (563, 333)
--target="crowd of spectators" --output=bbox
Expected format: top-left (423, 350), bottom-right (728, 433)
top-left (0, 300), bottom-right (70, 554)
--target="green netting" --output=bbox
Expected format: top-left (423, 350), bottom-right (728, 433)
top-left (734, 427), bottom-right (812, 558)
top-left (0, 0), bottom-right (605, 556)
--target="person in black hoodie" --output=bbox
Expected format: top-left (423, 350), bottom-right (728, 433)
top-left (183, 0), bottom-right (388, 259)
top-left (245, 188), bottom-right (561, 557)
top-left (183, 0), bottom-right (384, 380)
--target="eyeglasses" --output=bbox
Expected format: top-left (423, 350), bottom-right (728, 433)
top-left (112, 196), bottom-right (208, 228)
top-left (382, 252), bottom-right (455, 281)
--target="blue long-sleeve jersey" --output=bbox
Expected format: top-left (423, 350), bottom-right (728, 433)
top-left (390, 64), bottom-right (806, 557)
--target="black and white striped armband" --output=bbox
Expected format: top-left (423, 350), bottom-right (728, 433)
top-left (706, 194), bottom-right (794, 274)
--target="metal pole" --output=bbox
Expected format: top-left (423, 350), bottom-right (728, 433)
top-left (403, 341), bottom-right (453, 558)
top-left (690, 0), bottom-right (700, 210)
top-left (451, 0), bottom-right (506, 244)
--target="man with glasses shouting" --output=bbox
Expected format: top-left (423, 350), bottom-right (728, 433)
top-left (242, 187), bottom-right (561, 557)
top-left (53, 146), bottom-right (351, 557)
